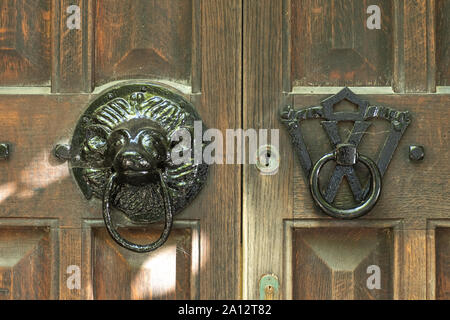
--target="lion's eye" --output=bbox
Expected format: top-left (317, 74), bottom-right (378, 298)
top-left (141, 134), bottom-right (152, 149)
top-left (87, 136), bottom-right (106, 151)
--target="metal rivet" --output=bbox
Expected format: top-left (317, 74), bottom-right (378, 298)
top-left (0, 143), bottom-right (10, 160)
top-left (409, 145), bottom-right (425, 161)
top-left (392, 120), bottom-right (402, 131)
top-left (53, 144), bottom-right (71, 161)
top-left (335, 143), bottom-right (357, 166)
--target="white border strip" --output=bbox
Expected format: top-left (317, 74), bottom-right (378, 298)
top-left (92, 79), bottom-right (193, 95)
top-left (0, 85), bottom-right (448, 95)
top-left (436, 86), bottom-right (450, 94)
top-left (0, 79), bottom-right (193, 95)
top-left (0, 87), bottom-right (51, 95)
top-left (291, 86), bottom-right (395, 94)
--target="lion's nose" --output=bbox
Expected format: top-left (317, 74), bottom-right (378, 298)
top-left (117, 152), bottom-right (151, 171)
top-left (122, 158), bottom-right (134, 168)
top-left (121, 157), bottom-right (150, 168)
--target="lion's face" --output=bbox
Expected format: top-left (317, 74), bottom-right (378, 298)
top-left (106, 118), bottom-right (169, 186)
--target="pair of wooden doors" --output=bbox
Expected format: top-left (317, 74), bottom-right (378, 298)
top-left (0, 0), bottom-right (448, 299)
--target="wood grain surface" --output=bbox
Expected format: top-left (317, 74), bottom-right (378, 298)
top-left (0, 0), bottom-right (448, 300)
top-left (244, 0), bottom-right (449, 300)
top-left (0, 0), bottom-right (51, 86)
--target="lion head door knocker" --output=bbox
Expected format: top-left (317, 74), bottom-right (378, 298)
top-left (280, 87), bottom-right (411, 219)
top-left (63, 83), bottom-right (208, 252)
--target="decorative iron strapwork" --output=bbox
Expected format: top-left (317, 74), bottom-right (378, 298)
top-left (280, 87), bottom-right (411, 219)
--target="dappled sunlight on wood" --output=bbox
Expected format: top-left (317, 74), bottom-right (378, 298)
top-left (17, 150), bottom-right (69, 198)
top-left (0, 182), bottom-right (16, 203)
top-left (131, 244), bottom-right (177, 299)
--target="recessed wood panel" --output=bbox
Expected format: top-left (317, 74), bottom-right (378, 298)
top-left (95, 0), bottom-right (193, 86)
top-left (436, 228), bottom-right (450, 299)
top-left (91, 226), bottom-right (193, 299)
top-left (0, 227), bottom-right (52, 299)
top-left (0, 0), bottom-right (51, 86)
top-left (436, 0), bottom-right (450, 86)
top-left (292, 227), bottom-right (393, 299)
top-left (290, 0), bottom-right (392, 87)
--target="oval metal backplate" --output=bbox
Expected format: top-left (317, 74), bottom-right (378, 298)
top-left (69, 82), bottom-right (209, 224)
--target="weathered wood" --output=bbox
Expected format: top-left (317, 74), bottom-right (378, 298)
top-left (395, 227), bottom-right (427, 299)
top-left (80, 220), bottom-right (200, 300)
top-left (0, 0), bottom-right (242, 300)
top-left (284, 220), bottom-right (402, 299)
top-left (88, 225), bottom-right (194, 300)
top-left (245, 0), bottom-right (448, 299)
top-left (198, 0), bottom-right (242, 299)
top-left (243, 0), bottom-right (293, 299)
top-left (0, 0), bottom-right (51, 86)
top-left (290, 0), bottom-right (393, 87)
top-left (426, 220), bottom-right (450, 299)
top-left (52, 0), bottom-right (93, 93)
top-left (191, 0), bottom-right (202, 93)
top-left (94, 0), bottom-right (193, 87)
top-left (59, 228), bottom-right (82, 300)
top-left (393, 0), bottom-right (436, 92)
top-left (0, 219), bottom-right (58, 300)
top-left (435, 226), bottom-right (450, 299)
top-left (293, 227), bottom-right (394, 299)
top-left (436, 0), bottom-right (450, 86)
top-left (0, 0), bottom-right (448, 301)
top-left (244, 0), bottom-right (447, 300)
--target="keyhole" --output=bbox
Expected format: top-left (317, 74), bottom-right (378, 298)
top-left (265, 152), bottom-right (271, 167)
top-left (264, 285), bottom-right (274, 300)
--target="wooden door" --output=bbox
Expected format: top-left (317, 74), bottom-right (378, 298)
top-left (244, 0), bottom-right (450, 300)
top-left (0, 0), bottom-right (241, 299)
top-left (1, 0), bottom-right (449, 301)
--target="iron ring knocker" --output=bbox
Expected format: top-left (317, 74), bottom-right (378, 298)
top-left (103, 171), bottom-right (173, 253)
top-left (309, 151), bottom-right (382, 219)
top-left (280, 88), bottom-right (411, 219)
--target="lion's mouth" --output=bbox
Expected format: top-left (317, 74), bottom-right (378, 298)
top-left (121, 170), bottom-right (150, 176)
top-left (116, 169), bottom-right (160, 186)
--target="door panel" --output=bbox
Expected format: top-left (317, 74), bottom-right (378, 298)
top-left (0, 0), bottom-right (241, 299)
top-left (94, 0), bottom-right (194, 87)
top-left (292, 226), bottom-right (393, 300)
top-left (0, 222), bottom-right (57, 299)
top-left (0, 0), bottom-right (51, 86)
top-left (435, 226), bottom-right (450, 299)
top-left (86, 223), bottom-right (198, 300)
top-left (436, 0), bottom-right (450, 86)
top-left (291, 0), bottom-right (393, 87)
top-left (244, 0), bottom-right (450, 300)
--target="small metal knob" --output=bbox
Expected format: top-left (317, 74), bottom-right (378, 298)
top-left (0, 143), bottom-right (10, 160)
top-left (53, 144), bottom-right (71, 161)
top-left (409, 145), bottom-right (425, 161)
